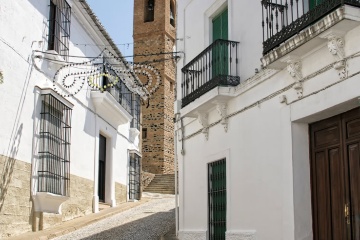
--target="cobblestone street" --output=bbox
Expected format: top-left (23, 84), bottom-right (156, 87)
top-left (54, 194), bottom-right (175, 240)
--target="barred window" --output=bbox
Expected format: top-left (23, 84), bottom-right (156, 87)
top-left (48, 0), bottom-right (71, 61)
top-left (208, 159), bottom-right (226, 240)
top-left (38, 94), bottom-right (72, 196)
top-left (131, 94), bottom-right (141, 130)
top-left (129, 152), bottom-right (141, 200)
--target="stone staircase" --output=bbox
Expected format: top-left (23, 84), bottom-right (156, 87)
top-left (144, 174), bottom-right (175, 194)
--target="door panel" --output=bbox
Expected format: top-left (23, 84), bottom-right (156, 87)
top-left (310, 107), bottom-right (360, 240)
top-left (329, 148), bottom-right (347, 239)
top-left (348, 143), bottom-right (360, 239)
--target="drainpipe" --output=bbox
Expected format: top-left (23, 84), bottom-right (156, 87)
top-left (174, 114), bottom-right (179, 236)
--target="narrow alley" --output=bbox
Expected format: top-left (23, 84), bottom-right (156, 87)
top-left (54, 194), bottom-right (175, 240)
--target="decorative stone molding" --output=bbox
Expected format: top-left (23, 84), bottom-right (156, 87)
top-left (286, 61), bottom-right (303, 81)
top-left (282, 56), bottom-right (304, 98)
top-left (226, 230), bottom-right (256, 240)
top-left (320, 31), bottom-right (347, 80)
top-left (196, 111), bottom-right (209, 140)
top-left (327, 35), bottom-right (345, 60)
top-left (293, 81), bottom-right (304, 99)
top-left (216, 102), bottom-right (228, 132)
top-left (178, 231), bottom-right (207, 240)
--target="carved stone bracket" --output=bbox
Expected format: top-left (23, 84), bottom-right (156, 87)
top-left (328, 35), bottom-right (347, 79)
top-left (320, 31), bottom-right (347, 80)
top-left (216, 102), bottom-right (228, 132)
top-left (196, 111), bottom-right (209, 140)
top-left (282, 56), bottom-right (304, 99)
top-left (293, 81), bottom-right (303, 99)
top-left (286, 60), bottom-right (303, 81)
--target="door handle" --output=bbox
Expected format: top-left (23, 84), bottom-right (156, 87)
top-left (345, 203), bottom-right (350, 225)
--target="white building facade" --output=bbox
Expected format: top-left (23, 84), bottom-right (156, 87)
top-left (175, 0), bottom-right (360, 239)
top-left (0, 0), bottom-right (143, 237)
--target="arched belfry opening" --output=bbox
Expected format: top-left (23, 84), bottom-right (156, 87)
top-left (144, 0), bottom-right (155, 22)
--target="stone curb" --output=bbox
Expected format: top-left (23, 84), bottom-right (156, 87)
top-left (8, 198), bottom-right (151, 240)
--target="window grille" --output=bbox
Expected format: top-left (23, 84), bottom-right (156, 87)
top-left (131, 94), bottom-right (141, 130)
top-left (38, 94), bottom-right (72, 196)
top-left (129, 153), bottom-right (141, 200)
top-left (208, 159), bottom-right (226, 240)
top-left (48, 0), bottom-right (71, 61)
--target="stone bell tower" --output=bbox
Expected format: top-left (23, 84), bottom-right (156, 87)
top-left (133, 0), bottom-right (176, 174)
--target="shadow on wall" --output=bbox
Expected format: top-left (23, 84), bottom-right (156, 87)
top-left (0, 123), bottom-right (23, 212)
top-left (0, 38), bottom-right (35, 213)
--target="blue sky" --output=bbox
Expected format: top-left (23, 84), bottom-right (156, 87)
top-left (87, 0), bottom-right (134, 60)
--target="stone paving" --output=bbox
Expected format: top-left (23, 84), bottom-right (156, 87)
top-left (54, 193), bottom-right (176, 240)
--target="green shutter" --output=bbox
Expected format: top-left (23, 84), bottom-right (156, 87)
top-left (309, 0), bottom-right (324, 10)
top-left (212, 9), bottom-right (228, 42)
top-left (212, 9), bottom-right (229, 78)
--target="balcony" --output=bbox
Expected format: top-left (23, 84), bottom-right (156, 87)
top-left (181, 39), bottom-right (240, 108)
top-left (90, 71), bottom-right (133, 128)
top-left (261, 0), bottom-right (360, 55)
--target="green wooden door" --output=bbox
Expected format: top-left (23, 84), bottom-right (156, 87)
top-left (208, 159), bottom-right (226, 240)
top-left (309, 0), bottom-right (324, 10)
top-left (212, 9), bottom-right (228, 79)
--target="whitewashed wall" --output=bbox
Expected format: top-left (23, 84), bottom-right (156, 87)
top-left (0, 0), bottom-right (138, 208)
top-left (176, 0), bottom-right (360, 239)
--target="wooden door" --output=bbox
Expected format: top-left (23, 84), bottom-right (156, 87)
top-left (98, 134), bottom-right (106, 202)
top-left (310, 107), bottom-right (360, 240)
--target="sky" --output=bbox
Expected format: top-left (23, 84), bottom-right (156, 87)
top-left (87, 0), bottom-right (134, 61)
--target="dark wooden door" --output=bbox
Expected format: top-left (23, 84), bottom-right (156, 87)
top-left (310, 107), bottom-right (360, 240)
top-left (98, 134), bottom-right (106, 202)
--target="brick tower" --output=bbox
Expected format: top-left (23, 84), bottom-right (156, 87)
top-left (133, 0), bottom-right (176, 174)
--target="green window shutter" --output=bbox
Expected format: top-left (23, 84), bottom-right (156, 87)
top-left (212, 8), bottom-right (229, 78)
top-left (212, 8), bottom-right (228, 42)
top-left (309, 0), bottom-right (324, 10)
top-left (222, 9), bottom-right (228, 40)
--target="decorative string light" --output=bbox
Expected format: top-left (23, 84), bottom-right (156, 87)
top-left (52, 48), bottom-right (165, 100)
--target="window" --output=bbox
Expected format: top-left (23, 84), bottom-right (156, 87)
top-left (142, 128), bottom-right (147, 139)
top-left (129, 152), bottom-right (141, 200)
top-left (48, 0), bottom-right (71, 61)
top-left (170, 1), bottom-right (175, 27)
top-left (38, 94), bottom-right (72, 196)
top-left (208, 159), bottom-right (226, 240)
top-left (131, 94), bottom-right (141, 130)
top-left (145, 0), bottom-right (155, 22)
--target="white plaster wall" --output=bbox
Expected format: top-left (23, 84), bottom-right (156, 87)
top-left (176, 0), bottom-right (360, 239)
top-left (0, 0), bottom-right (138, 202)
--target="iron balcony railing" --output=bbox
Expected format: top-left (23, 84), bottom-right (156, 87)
top-left (181, 39), bottom-right (240, 108)
top-left (261, 0), bottom-right (360, 54)
top-left (92, 62), bottom-right (133, 114)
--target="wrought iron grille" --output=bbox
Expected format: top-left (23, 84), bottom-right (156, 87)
top-left (131, 94), bottom-right (141, 130)
top-left (93, 61), bottom-right (133, 114)
top-left (38, 94), bottom-right (72, 196)
top-left (129, 153), bottom-right (141, 200)
top-left (208, 159), bottom-right (226, 240)
top-left (261, 0), bottom-right (360, 54)
top-left (181, 39), bottom-right (239, 108)
top-left (48, 0), bottom-right (71, 61)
